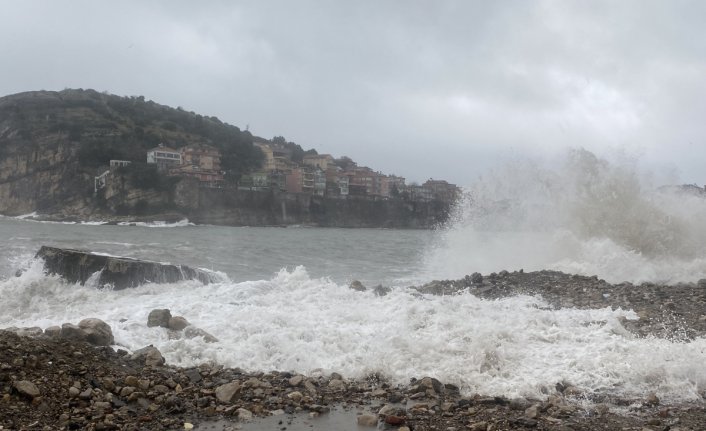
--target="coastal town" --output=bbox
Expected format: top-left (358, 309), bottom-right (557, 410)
top-left (136, 139), bottom-right (460, 204)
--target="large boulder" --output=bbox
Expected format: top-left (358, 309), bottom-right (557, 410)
top-left (131, 345), bottom-right (165, 367)
top-left (147, 309), bottom-right (172, 328)
top-left (78, 318), bottom-right (114, 346)
top-left (36, 246), bottom-right (216, 289)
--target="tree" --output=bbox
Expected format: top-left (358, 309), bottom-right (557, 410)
top-left (334, 156), bottom-right (356, 171)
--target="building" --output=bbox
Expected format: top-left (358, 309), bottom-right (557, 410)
top-left (109, 160), bottom-right (131, 169)
top-left (302, 154), bottom-right (335, 171)
top-left (180, 144), bottom-right (221, 171)
top-left (423, 179), bottom-right (460, 203)
top-left (407, 184), bottom-right (434, 202)
top-left (255, 142), bottom-right (292, 172)
top-left (147, 144), bottom-right (181, 171)
top-left (170, 164), bottom-right (224, 188)
top-left (387, 175), bottom-right (406, 196)
top-left (179, 144), bottom-right (224, 187)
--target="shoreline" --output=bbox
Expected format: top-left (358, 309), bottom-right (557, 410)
top-left (2, 270), bottom-right (706, 429)
top-left (1, 212), bottom-right (441, 230)
top-left (1, 329), bottom-right (704, 431)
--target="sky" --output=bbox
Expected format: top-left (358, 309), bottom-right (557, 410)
top-left (1, 0), bottom-right (705, 186)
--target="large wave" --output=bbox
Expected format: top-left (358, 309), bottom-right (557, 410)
top-left (421, 149), bottom-right (706, 283)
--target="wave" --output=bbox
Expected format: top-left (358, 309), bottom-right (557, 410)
top-left (118, 219), bottom-right (194, 228)
top-left (421, 149), bottom-right (706, 284)
top-left (1, 264), bottom-right (704, 403)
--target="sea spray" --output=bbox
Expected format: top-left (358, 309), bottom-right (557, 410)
top-left (421, 148), bottom-right (706, 283)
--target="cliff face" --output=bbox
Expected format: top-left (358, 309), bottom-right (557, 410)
top-left (188, 187), bottom-right (451, 228)
top-left (0, 122), bottom-right (91, 216)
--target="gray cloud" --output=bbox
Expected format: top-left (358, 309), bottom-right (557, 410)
top-left (1, 0), bottom-right (705, 185)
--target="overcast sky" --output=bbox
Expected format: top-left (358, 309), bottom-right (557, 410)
top-left (1, 0), bottom-right (705, 185)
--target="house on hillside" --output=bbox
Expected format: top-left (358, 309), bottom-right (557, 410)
top-left (146, 144), bottom-right (181, 171)
top-left (169, 144), bottom-right (224, 188)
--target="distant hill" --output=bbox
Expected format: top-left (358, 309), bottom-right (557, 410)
top-left (0, 89), bottom-right (265, 216)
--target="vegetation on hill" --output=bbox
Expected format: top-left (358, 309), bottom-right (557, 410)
top-left (0, 88), bottom-right (265, 183)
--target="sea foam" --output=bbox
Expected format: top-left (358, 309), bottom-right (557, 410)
top-left (1, 264), bottom-right (704, 403)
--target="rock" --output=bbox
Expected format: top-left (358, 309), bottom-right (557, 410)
top-left (78, 318), bottom-right (114, 345)
top-left (184, 369), bottom-right (202, 383)
top-left (44, 326), bottom-right (61, 338)
top-left (350, 280), bottom-right (366, 291)
top-left (168, 316), bottom-right (189, 331)
top-left (36, 246), bottom-right (216, 289)
top-left (645, 392), bottom-right (660, 406)
top-left (328, 379), bottom-right (345, 390)
top-left (124, 376), bottom-right (139, 387)
top-left (147, 309), bottom-right (172, 328)
top-left (13, 327), bottom-right (43, 337)
top-left (59, 323), bottom-right (86, 342)
top-left (237, 408), bottom-right (253, 421)
top-left (215, 382), bottom-right (241, 403)
top-left (373, 285), bottom-right (391, 296)
top-left (468, 422), bottom-right (488, 431)
top-left (384, 415), bottom-right (406, 425)
top-left (183, 326), bottom-right (218, 343)
top-left (289, 375), bottom-right (304, 387)
top-left (356, 414), bottom-right (378, 427)
top-left (79, 388), bottom-right (93, 400)
top-left (13, 380), bottom-right (40, 398)
top-left (131, 346), bottom-right (165, 367)
top-left (419, 376), bottom-right (444, 394)
top-left (525, 404), bottom-right (540, 419)
top-left (287, 391), bottom-right (303, 402)
top-left (68, 387), bottom-right (80, 398)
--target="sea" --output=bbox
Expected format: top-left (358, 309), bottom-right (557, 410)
top-left (1, 150), bottom-right (706, 405)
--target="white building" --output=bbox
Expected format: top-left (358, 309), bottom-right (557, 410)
top-left (147, 144), bottom-right (181, 171)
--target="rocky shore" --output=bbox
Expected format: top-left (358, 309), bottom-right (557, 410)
top-left (2, 270), bottom-right (706, 430)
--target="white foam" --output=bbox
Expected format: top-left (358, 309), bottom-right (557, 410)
top-left (421, 150), bottom-right (706, 284)
top-left (1, 265), bottom-right (704, 403)
top-left (118, 219), bottom-right (194, 228)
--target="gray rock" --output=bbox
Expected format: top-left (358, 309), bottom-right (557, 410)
top-left (13, 380), bottom-right (40, 398)
top-left (349, 280), bottom-right (366, 291)
top-left (60, 323), bottom-right (86, 342)
top-left (183, 326), bottom-right (218, 343)
top-left (147, 309), bottom-right (172, 328)
top-left (215, 382), bottom-right (241, 403)
top-left (237, 408), bottom-right (253, 421)
top-left (12, 327), bottom-right (43, 337)
top-left (68, 386), bottom-right (80, 398)
top-left (131, 345), bottom-right (165, 367)
top-left (44, 326), bottom-right (61, 338)
top-left (184, 369), bottom-right (202, 383)
top-left (78, 318), bottom-right (114, 345)
top-left (419, 376), bottom-right (444, 394)
top-left (168, 316), bottom-right (189, 331)
top-left (288, 375), bottom-right (304, 387)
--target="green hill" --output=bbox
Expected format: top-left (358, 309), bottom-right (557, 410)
top-left (0, 89), bottom-right (264, 216)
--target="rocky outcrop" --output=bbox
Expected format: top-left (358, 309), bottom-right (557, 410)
top-left (35, 246), bottom-right (216, 289)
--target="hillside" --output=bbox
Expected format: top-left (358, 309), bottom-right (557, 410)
top-left (0, 89), bottom-right (453, 228)
top-left (0, 89), bottom-right (263, 216)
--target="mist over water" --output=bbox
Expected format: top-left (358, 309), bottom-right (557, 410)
top-left (421, 149), bottom-right (706, 284)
